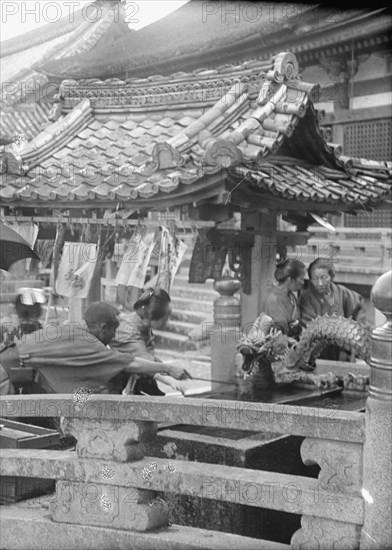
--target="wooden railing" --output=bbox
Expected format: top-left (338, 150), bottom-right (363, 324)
top-left (0, 271), bottom-right (391, 550)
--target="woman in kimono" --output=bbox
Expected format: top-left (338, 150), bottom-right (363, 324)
top-left (110, 288), bottom-right (187, 395)
top-left (299, 258), bottom-right (367, 360)
top-left (265, 259), bottom-right (306, 337)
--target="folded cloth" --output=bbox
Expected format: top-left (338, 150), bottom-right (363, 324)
top-left (16, 287), bottom-right (46, 305)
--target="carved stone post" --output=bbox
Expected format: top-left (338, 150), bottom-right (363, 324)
top-left (210, 275), bottom-right (241, 391)
top-left (360, 270), bottom-right (392, 549)
top-left (50, 417), bottom-right (169, 532)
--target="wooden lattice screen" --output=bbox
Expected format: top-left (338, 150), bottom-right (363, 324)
top-left (343, 118), bottom-right (392, 227)
top-left (343, 119), bottom-right (392, 161)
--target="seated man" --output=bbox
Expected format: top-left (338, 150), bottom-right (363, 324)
top-left (0, 302), bottom-right (191, 395)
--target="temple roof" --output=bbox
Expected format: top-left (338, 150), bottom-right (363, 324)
top-left (0, 0), bottom-right (131, 139)
top-left (37, 3), bottom-right (390, 80)
top-left (1, 52), bottom-right (391, 214)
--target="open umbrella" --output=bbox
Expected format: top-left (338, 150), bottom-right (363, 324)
top-left (0, 221), bottom-right (40, 270)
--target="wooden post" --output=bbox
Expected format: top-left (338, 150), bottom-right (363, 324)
top-left (240, 211), bottom-right (277, 327)
top-left (360, 270), bottom-right (392, 549)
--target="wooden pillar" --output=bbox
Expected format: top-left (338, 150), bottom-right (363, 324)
top-left (360, 270), bottom-right (392, 549)
top-left (240, 211), bottom-right (277, 327)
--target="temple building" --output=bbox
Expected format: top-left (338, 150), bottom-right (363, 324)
top-left (1, 50), bottom-right (391, 323)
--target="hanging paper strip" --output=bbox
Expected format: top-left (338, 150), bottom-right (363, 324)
top-left (155, 226), bottom-right (187, 293)
top-left (115, 227), bottom-right (157, 289)
top-left (55, 242), bottom-right (98, 299)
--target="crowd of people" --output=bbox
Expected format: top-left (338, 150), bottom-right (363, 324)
top-left (0, 259), bottom-right (367, 397)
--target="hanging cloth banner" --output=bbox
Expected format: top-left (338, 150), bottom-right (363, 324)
top-left (155, 226), bottom-right (187, 293)
top-left (115, 227), bottom-right (157, 289)
top-left (55, 242), bottom-right (98, 299)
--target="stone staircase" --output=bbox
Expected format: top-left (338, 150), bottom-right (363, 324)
top-left (154, 248), bottom-right (217, 353)
top-left (154, 254), bottom-right (217, 395)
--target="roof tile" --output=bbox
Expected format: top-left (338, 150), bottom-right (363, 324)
top-left (119, 120), bottom-right (138, 131)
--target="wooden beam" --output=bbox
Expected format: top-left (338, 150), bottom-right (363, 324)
top-left (277, 231), bottom-right (310, 246)
top-left (1, 215), bottom-right (215, 229)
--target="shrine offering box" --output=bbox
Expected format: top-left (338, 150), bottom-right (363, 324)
top-left (0, 418), bottom-right (60, 504)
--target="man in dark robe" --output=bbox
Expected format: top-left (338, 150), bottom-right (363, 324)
top-left (0, 302), bottom-right (190, 395)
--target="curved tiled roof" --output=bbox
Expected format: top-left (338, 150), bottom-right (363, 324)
top-left (1, 51), bottom-right (391, 213)
top-left (37, 4), bottom-right (389, 80)
top-left (0, 1), bottom-right (132, 139)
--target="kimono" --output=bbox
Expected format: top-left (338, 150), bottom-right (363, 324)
top-left (13, 323), bottom-right (135, 394)
top-left (265, 284), bottom-right (300, 334)
top-left (299, 282), bottom-right (367, 325)
top-left (110, 312), bottom-right (165, 396)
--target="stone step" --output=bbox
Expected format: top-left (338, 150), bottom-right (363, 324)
top-left (179, 257), bottom-right (191, 269)
top-left (173, 273), bottom-right (215, 289)
top-left (171, 296), bottom-right (213, 314)
top-left (170, 308), bottom-right (208, 324)
top-left (0, 501), bottom-right (287, 549)
top-left (170, 285), bottom-right (218, 301)
top-left (166, 319), bottom-right (200, 336)
top-left (154, 330), bottom-right (200, 351)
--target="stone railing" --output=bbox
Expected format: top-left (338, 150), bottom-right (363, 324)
top-left (287, 228), bottom-right (392, 284)
top-left (0, 271), bottom-right (391, 550)
top-left (1, 394), bottom-right (365, 549)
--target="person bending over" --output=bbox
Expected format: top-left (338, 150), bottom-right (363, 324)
top-left (110, 288), bottom-right (185, 395)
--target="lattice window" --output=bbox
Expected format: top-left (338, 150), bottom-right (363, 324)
top-left (343, 119), bottom-right (392, 161)
top-left (343, 119), bottom-right (392, 227)
top-left (344, 204), bottom-right (392, 228)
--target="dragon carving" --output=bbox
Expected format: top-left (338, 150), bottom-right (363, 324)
top-left (237, 313), bottom-right (372, 390)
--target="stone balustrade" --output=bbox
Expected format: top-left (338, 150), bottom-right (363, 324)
top-left (0, 394), bottom-right (365, 549)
